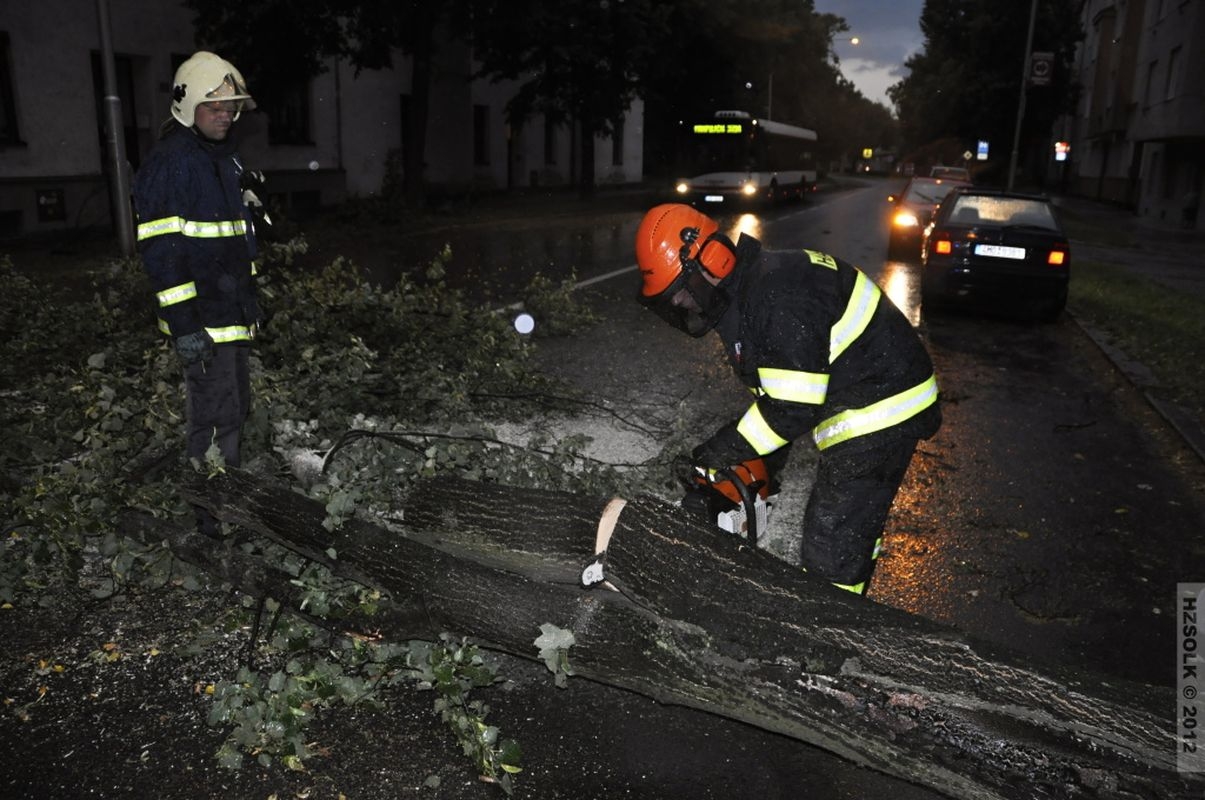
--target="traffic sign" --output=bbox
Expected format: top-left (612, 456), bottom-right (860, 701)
top-left (1030, 52), bottom-right (1053, 86)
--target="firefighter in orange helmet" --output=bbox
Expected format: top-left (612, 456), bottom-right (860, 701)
top-left (636, 204), bottom-right (941, 594)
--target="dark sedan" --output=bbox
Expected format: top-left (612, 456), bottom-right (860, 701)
top-left (920, 188), bottom-right (1070, 320)
top-left (887, 176), bottom-right (971, 260)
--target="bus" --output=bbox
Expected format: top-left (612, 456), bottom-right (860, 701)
top-left (673, 110), bottom-right (818, 207)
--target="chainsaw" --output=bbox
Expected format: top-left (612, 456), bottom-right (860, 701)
top-left (580, 459), bottom-right (775, 590)
top-left (680, 458), bottom-right (774, 547)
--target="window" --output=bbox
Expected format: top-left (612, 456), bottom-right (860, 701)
top-left (544, 117), bottom-right (557, 165)
top-left (1165, 46), bottom-right (1181, 100)
top-left (1143, 60), bottom-right (1157, 109)
top-left (0, 32), bottom-right (21, 146)
top-left (611, 118), bottom-right (625, 167)
top-left (473, 104), bottom-right (489, 166)
top-left (267, 79), bottom-right (311, 145)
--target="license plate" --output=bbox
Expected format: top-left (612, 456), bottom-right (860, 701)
top-left (704, 195), bottom-right (724, 203)
top-left (973, 243), bottom-right (1026, 260)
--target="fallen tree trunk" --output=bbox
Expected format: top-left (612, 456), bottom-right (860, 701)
top-left (170, 468), bottom-right (1198, 799)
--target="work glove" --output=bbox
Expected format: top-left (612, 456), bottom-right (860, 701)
top-left (670, 452), bottom-right (703, 490)
top-left (174, 330), bottom-right (214, 366)
top-left (690, 422), bottom-right (749, 470)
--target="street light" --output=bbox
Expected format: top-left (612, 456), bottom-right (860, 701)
top-left (829, 35), bottom-right (861, 65)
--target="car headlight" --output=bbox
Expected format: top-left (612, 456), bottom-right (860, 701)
top-left (675, 181), bottom-right (690, 194)
top-left (893, 211), bottom-right (920, 228)
top-left (741, 183), bottom-right (758, 196)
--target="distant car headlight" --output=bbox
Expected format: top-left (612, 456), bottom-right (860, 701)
top-left (741, 182), bottom-right (758, 196)
top-left (893, 211), bottom-right (920, 228)
top-left (675, 181), bottom-right (690, 194)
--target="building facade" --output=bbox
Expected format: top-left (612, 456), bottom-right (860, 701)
top-left (1063, 0), bottom-right (1204, 229)
top-left (0, 1), bottom-right (644, 239)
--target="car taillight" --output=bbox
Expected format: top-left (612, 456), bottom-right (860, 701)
top-left (934, 240), bottom-right (952, 255)
top-left (1047, 250), bottom-right (1067, 266)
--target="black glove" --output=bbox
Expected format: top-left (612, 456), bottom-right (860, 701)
top-left (690, 422), bottom-right (749, 469)
top-left (175, 330), bottom-right (214, 366)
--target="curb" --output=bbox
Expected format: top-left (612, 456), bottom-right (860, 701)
top-left (1069, 311), bottom-right (1205, 466)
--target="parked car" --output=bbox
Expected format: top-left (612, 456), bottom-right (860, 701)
top-left (930, 165), bottom-right (971, 181)
top-left (920, 188), bottom-right (1070, 320)
top-left (886, 176), bottom-right (972, 259)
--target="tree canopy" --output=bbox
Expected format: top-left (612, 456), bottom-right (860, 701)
top-left (888, 0), bottom-right (1082, 183)
top-left (184, 0), bottom-right (897, 196)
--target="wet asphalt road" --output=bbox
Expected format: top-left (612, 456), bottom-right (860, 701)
top-left (388, 180), bottom-right (1205, 797)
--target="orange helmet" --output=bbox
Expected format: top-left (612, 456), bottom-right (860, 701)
top-left (634, 204), bottom-right (738, 336)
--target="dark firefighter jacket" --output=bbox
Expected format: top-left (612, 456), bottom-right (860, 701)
top-left (133, 123), bottom-right (260, 343)
top-left (703, 236), bottom-right (940, 463)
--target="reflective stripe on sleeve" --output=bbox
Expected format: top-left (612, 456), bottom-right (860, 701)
top-left (757, 366), bottom-right (829, 405)
top-left (156, 281), bottom-right (197, 307)
top-left (736, 402), bottom-right (791, 456)
top-left (829, 270), bottom-right (881, 363)
top-left (137, 215), bottom-right (248, 241)
top-left (812, 373), bottom-right (939, 451)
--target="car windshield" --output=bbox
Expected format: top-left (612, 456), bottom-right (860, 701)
top-left (946, 196), bottom-right (1059, 229)
top-left (905, 181), bottom-right (961, 204)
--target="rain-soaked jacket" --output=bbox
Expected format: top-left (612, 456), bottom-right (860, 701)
top-left (133, 123), bottom-right (260, 343)
top-left (701, 235), bottom-right (940, 462)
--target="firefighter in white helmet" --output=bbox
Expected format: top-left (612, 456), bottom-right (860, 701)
top-left (132, 52), bottom-right (263, 539)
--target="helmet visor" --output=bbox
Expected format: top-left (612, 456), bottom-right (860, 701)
top-left (640, 264), bottom-right (731, 337)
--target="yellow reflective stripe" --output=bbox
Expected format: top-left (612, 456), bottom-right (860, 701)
top-left (138, 217), bottom-right (183, 241)
top-left (156, 281), bottom-right (197, 307)
top-left (830, 271), bottom-right (881, 363)
top-left (736, 402), bottom-right (790, 456)
top-left (251, 259), bottom-right (261, 276)
top-left (805, 249), bottom-right (838, 270)
top-left (758, 367), bottom-right (828, 404)
top-left (812, 374), bottom-right (939, 451)
top-left (155, 320), bottom-right (252, 342)
top-left (136, 215), bottom-right (247, 241)
top-left (207, 325), bottom-right (252, 343)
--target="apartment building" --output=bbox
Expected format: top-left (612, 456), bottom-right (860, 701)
top-left (1064, 0), bottom-right (1204, 229)
top-left (0, 1), bottom-right (644, 239)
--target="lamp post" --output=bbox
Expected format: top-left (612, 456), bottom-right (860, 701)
top-left (1007, 0), bottom-right (1039, 191)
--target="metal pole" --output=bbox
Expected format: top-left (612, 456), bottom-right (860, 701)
top-left (1007, 0), bottom-right (1039, 191)
top-left (96, 0), bottom-right (135, 256)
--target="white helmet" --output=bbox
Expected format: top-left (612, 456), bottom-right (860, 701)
top-left (171, 51), bottom-right (256, 127)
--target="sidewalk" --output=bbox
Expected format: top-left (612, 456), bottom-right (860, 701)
top-left (1051, 193), bottom-right (1205, 464)
top-left (1053, 193), bottom-right (1205, 300)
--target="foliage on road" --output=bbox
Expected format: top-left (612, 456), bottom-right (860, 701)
top-left (0, 239), bottom-right (617, 788)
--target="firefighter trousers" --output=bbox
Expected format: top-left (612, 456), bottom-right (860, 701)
top-left (183, 344), bottom-right (251, 537)
top-left (799, 438), bottom-right (919, 591)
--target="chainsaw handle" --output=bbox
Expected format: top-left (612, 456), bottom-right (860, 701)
top-left (714, 467), bottom-right (759, 548)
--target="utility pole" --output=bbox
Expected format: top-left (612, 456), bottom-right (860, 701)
top-left (1007, 0), bottom-right (1039, 191)
top-left (96, 0), bottom-right (135, 256)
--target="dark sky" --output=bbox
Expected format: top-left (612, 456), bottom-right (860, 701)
top-left (813, 0), bottom-right (926, 108)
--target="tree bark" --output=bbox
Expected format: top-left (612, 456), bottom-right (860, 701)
top-left (170, 468), bottom-right (1199, 800)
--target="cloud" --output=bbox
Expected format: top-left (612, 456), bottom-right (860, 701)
top-left (815, 0), bottom-right (925, 106)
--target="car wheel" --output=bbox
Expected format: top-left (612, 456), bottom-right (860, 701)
top-left (887, 236), bottom-right (901, 260)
